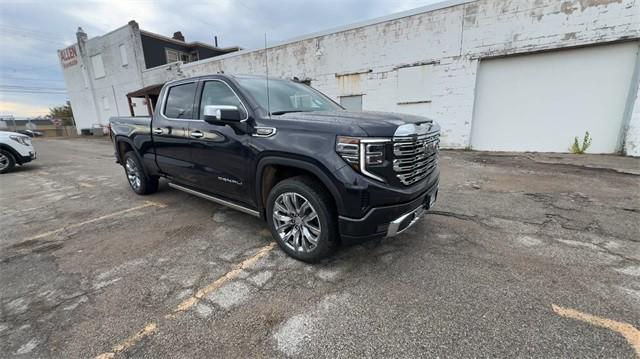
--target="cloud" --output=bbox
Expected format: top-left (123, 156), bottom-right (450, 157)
top-left (0, 100), bottom-right (51, 117)
top-left (1, 0), bottom-right (442, 117)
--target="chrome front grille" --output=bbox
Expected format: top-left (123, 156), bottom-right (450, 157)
top-left (392, 134), bottom-right (439, 185)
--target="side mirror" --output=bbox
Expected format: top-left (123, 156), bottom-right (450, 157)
top-left (203, 105), bottom-right (242, 124)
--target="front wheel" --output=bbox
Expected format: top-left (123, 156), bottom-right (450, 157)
top-left (0, 149), bottom-right (16, 174)
top-left (123, 151), bottom-right (158, 195)
top-left (266, 176), bottom-right (338, 262)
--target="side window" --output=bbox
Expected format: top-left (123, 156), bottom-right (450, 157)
top-left (164, 83), bottom-right (197, 119)
top-left (199, 81), bottom-right (246, 118)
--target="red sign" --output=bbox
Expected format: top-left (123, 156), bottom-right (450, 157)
top-left (59, 46), bottom-right (78, 68)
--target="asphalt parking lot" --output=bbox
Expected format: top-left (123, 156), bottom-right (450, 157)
top-left (1, 138), bottom-right (639, 358)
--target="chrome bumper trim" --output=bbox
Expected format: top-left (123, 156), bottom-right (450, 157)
top-left (386, 204), bottom-right (426, 237)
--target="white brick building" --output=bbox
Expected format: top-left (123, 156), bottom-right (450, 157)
top-left (58, 21), bottom-right (237, 133)
top-left (61, 0), bottom-right (640, 155)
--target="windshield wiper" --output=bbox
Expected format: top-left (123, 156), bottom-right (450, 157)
top-left (270, 110), bottom-right (306, 115)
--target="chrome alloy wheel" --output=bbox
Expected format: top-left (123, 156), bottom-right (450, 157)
top-left (272, 192), bottom-right (321, 253)
top-left (0, 152), bottom-right (8, 171)
top-left (125, 157), bottom-right (141, 191)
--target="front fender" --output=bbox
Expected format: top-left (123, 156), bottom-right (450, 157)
top-left (255, 155), bottom-right (345, 215)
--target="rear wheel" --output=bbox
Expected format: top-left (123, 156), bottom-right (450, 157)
top-left (123, 151), bottom-right (158, 195)
top-left (0, 149), bottom-right (16, 174)
top-left (266, 176), bottom-right (338, 262)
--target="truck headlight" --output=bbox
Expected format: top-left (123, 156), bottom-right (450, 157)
top-left (9, 135), bottom-right (31, 146)
top-left (336, 136), bottom-right (389, 182)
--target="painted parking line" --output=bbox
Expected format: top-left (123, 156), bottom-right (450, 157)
top-left (552, 304), bottom-right (640, 356)
top-left (20, 200), bottom-right (167, 243)
top-left (93, 242), bottom-right (276, 359)
top-left (94, 323), bottom-right (157, 359)
top-left (172, 241), bottom-right (277, 314)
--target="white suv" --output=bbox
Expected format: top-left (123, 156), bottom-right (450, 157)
top-left (0, 131), bottom-right (37, 173)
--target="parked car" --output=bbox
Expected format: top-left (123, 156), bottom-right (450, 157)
top-left (109, 74), bottom-right (440, 262)
top-left (18, 129), bottom-right (44, 137)
top-left (0, 131), bottom-right (37, 173)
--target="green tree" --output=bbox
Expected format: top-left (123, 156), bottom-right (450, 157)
top-left (49, 101), bottom-right (74, 126)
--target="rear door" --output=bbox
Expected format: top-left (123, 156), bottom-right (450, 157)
top-left (152, 81), bottom-right (198, 184)
top-left (187, 79), bottom-right (254, 205)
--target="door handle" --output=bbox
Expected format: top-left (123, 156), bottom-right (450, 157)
top-left (190, 131), bottom-right (204, 138)
top-left (153, 128), bottom-right (163, 135)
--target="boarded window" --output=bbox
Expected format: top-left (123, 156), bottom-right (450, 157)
top-left (340, 95), bottom-right (362, 112)
top-left (91, 54), bottom-right (105, 79)
top-left (119, 44), bottom-right (128, 66)
top-left (396, 64), bottom-right (433, 104)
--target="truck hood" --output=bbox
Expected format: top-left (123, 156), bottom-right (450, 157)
top-left (277, 110), bottom-right (439, 137)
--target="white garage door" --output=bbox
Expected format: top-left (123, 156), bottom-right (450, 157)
top-left (470, 42), bottom-right (639, 153)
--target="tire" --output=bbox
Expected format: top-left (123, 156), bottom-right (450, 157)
top-left (123, 151), bottom-right (158, 195)
top-left (266, 176), bottom-right (338, 262)
top-left (0, 149), bottom-right (16, 174)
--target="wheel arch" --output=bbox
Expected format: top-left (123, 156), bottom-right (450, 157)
top-left (0, 144), bottom-right (21, 164)
top-left (256, 156), bottom-right (344, 218)
top-left (114, 136), bottom-right (135, 164)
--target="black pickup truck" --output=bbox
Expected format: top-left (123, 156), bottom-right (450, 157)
top-left (109, 74), bottom-right (440, 262)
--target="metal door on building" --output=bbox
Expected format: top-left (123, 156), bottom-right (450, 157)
top-left (470, 42), bottom-right (639, 153)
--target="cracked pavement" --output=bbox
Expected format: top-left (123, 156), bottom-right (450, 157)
top-left (0, 138), bottom-right (638, 358)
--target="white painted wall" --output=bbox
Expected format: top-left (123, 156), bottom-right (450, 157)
top-left (147, 0), bottom-right (638, 154)
top-left (61, 0), bottom-right (640, 154)
top-left (470, 42), bottom-right (639, 153)
top-left (60, 22), bottom-right (146, 131)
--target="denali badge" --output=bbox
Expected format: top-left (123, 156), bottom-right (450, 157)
top-left (217, 176), bottom-right (243, 186)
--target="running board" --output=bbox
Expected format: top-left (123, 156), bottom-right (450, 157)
top-left (168, 183), bottom-right (260, 218)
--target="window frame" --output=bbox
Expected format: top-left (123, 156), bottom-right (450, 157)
top-left (195, 79), bottom-right (250, 122)
top-left (165, 48), bottom-right (192, 64)
top-left (161, 81), bottom-right (199, 121)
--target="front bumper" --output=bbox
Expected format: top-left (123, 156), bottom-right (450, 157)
top-left (17, 150), bottom-right (36, 164)
top-left (338, 181), bottom-right (438, 242)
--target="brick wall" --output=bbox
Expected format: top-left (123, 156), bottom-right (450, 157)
top-left (143, 0), bottom-right (640, 154)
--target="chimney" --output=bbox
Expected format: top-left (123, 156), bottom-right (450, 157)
top-left (172, 31), bottom-right (185, 42)
top-left (76, 27), bottom-right (88, 54)
top-left (214, 35), bottom-right (218, 47)
top-left (76, 27), bottom-right (88, 43)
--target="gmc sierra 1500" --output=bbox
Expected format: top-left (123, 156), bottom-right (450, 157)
top-left (109, 74), bottom-right (440, 262)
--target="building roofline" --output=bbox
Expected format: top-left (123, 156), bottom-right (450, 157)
top-left (56, 23), bottom-right (131, 51)
top-left (139, 30), bottom-right (240, 53)
top-left (182, 0), bottom-right (474, 69)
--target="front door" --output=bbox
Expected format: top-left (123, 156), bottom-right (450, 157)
top-left (188, 80), bottom-right (254, 205)
top-left (153, 81), bottom-right (199, 184)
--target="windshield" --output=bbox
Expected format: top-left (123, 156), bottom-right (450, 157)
top-left (236, 77), bottom-right (342, 115)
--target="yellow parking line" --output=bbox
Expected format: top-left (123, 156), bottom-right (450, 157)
top-left (93, 242), bottom-right (276, 358)
top-left (21, 201), bottom-right (167, 243)
top-left (94, 322), bottom-right (157, 359)
top-left (172, 242), bottom-right (277, 314)
top-left (552, 304), bottom-right (640, 356)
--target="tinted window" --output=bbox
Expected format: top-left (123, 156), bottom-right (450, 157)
top-left (236, 77), bottom-right (341, 115)
top-left (164, 83), bottom-right (197, 119)
top-left (199, 81), bottom-right (245, 118)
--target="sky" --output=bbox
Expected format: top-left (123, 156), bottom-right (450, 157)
top-left (0, 0), bottom-right (441, 118)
